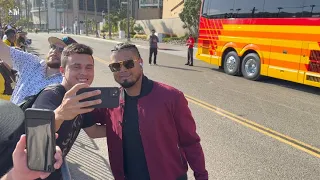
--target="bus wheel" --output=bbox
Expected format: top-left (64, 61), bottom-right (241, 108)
top-left (224, 51), bottom-right (240, 76)
top-left (241, 53), bottom-right (261, 81)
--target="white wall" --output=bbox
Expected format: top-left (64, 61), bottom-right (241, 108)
top-left (136, 17), bottom-right (189, 37)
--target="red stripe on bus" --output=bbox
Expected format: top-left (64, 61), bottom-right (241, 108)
top-left (199, 18), bottom-right (320, 26)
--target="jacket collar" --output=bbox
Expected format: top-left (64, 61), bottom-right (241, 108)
top-left (119, 75), bottom-right (153, 105)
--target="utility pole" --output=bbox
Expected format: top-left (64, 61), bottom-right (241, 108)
top-left (108, 0), bottom-right (111, 39)
top-left (39, 0), bottom-right (41, 30)
top-left (94, 0), bottom-right (98, 37)
top-left (25, 0), bottom-right (28, 30)
top-left (45, 0), bottom-right (49, 33)
top-left (55, 1), bottom-right (57, 32)
top-left (85, 0), bottom-right (88, 36)
top-left (127, 0), bottom-right (130, 42)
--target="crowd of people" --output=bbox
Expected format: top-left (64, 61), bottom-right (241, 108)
top-left (0, 27), bottom-right (206, 180)
top-left (0, 24), bottom-right (30, 52)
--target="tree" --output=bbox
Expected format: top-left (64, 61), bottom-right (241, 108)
top-left (0, 0), bottom-right (15, 24)
top-left (179, 0), bottom-right (201, 37)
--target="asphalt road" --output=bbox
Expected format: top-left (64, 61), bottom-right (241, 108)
top-left (26, 32), bottom-right (320, 180)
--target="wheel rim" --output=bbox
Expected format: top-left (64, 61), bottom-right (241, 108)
top-left (226, 56), bottom-right (237, 72)
top-left (245, 58), bottom-right (257, 77)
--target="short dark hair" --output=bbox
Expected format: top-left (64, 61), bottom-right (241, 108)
top-left (5, 29), bottom-right (16, 37)
top-left (111, 43), bottom-right (141, 59)
top-left (61, 43), bottom-right (94, 68)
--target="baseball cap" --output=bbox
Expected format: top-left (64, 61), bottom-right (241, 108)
top-left (0, 100), bottom-right (24, 144)
top-left (48, 36), bottom-right (78, 47)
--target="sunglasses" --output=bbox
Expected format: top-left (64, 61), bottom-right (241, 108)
top-left (109, 59), bottom-right (138, 72)
top-left (50, 44), bottom-right (64, 53)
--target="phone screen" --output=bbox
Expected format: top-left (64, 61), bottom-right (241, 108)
top-left (25, 109), bottom-right (55, 172)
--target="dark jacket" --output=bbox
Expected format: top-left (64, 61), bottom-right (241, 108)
top-left (92, 77), bottom-right (208, 180)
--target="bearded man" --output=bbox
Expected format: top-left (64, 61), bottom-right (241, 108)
top-left (0, 36), bottom-right (77, 104)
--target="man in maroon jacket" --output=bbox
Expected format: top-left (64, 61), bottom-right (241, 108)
top-left (92, 43), bottom-right (208, 180)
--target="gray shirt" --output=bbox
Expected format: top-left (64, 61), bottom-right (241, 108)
top-left (149, 35), bottom-right (159, 48)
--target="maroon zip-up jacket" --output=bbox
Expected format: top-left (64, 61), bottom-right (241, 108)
top-left (92, 77), bottom-right (208, 180)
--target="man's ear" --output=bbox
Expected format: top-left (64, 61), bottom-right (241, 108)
top-left (60, 66), bottom-right (65, 76)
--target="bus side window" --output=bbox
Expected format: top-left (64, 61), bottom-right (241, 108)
top-left (233, 0), bottom-right (265, 18)
top-left (302, 0), bottom-right (320, 18)
top-left (263, 0), bottom-right (304, 18)
top-left (204, 0), bottom-right (235, 19)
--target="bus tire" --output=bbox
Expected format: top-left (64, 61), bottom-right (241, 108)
top-left (241, 53), bottom-right (261, 81)
top-left (223, 51), bottom-right (240, 76)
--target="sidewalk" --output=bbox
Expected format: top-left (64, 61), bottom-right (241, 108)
top-left (55, 32), bottom-right (197, 59)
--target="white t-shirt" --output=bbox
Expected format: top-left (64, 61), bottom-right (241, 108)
top-left (9, 47), bottom-right (63, 104)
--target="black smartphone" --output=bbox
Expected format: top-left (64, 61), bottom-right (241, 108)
top-left (25, 108), bottom-right (56, 173)
top-left (76, 87), bottom-right (120, 108)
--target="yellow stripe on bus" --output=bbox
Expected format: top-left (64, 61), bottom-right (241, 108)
top-left (201, 25), bottom-right (320, 34)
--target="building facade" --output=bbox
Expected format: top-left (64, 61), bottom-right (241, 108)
top-left (29, 0), bottom-right (114, 31)
top-left (162, 0), bottom-right (184, 19)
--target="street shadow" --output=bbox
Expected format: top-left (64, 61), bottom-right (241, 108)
top-left (158, 48), bottom-right (180, 51)
top-left (258, 77), bottom-right (320, 95)
top-left (210, 67), bottom-right (320, 95)
top-left (192, 65), bottom-right (218, 70)
top-left (66, 131), bottom-right (114, 180)
top-left (156, 64), bottom-right (202, 72)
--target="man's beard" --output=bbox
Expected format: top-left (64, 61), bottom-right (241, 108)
top-left (117, 73), bottom-right (141, 89)
top-left (120, 80), bottom-right (136, 88)
top-left (46, 61), bottom-right (60, 69)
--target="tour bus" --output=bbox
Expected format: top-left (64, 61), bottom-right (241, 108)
top-left (196, 0), bottom-right (320, 88)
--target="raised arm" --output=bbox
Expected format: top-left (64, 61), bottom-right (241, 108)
top-left (0, 40), bottom-right (41, 72)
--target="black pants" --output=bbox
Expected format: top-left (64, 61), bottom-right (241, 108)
top-left (149, 48), bottom-right (158, 64)
top-left (187, 48), bottom-right (193, 65)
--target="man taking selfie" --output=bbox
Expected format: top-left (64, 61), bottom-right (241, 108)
top-left (28, 43), bottom-right (106, 180)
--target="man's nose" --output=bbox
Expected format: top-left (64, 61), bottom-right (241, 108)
top-left (80, 67), bottom-right (88, 74)
top-left (119, 64), bottom-right (128, 72)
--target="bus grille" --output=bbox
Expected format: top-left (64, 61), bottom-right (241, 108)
top-left (308, 50), bottom-right (320, 73)
top-left (306, 75), bottom-right (320, 83)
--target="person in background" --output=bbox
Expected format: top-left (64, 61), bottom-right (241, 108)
top-left (0, 100), bottom-right (63, 179)
top-left (0, 36), bottom-right (77, 105)
top-left (92, 43), bottom-right (208, 180)
top-left (149, 29), bottom-right (159, 65)
top-left (0, 60), bottom-right (17, 101)
top-left (15, 31), bottom-right (27, 52)
top-left (185, 34), bottom-right (195, 66)
top-left (3, 29), bottom-right (16, 47)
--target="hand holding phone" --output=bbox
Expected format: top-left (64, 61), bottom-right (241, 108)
top-left (11, 134), bottom-right (63, 179)
top-left (55, 83), bottom-right (102, 121)
top-left (76, 87), bottom-right (120, 109)
top-left (25, 108), bottom-right (56, 172)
